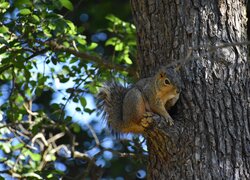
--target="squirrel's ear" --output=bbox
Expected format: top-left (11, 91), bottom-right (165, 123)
top-left (156, 68), bottom-right (167, 78)
top-left (159, 72), bottom-right (165, 78)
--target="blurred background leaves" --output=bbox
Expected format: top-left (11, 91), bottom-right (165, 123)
top-left (0, 0), bottom-right (145, 179)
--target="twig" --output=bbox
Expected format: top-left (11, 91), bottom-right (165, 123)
top-left (73, 150), bottom-right (91, 161)
top-left (47, 132), bottom-right (65, 144)
top-left (31, 132), bottom-right (48, 147)
top-left (64, 126), bottom-right (76, 153)
top-left (9, 126), bottom-right (31, 141)
top-left (23, 102), bottom-right (38, 117)
top-left (26, 48), bottom-right (48, 61)
top-left (0, 122), bottom-right (30, 129)
top-left (34, 138), bottom-right (45, 152)
top-left (0, 137), bottom-right (10, 141)
top-left (50, 144), bottom-right (70, 155)
top-left (18, 124), bottom-right (31, 135)
top-left (39, 144), bottom-right (52, 170)
top-left (1, 170), bottom-right (21, 178)
top-left (102, 147), bottom-right (138, 158)
top-left (85, 122), bottom-right (100, 146)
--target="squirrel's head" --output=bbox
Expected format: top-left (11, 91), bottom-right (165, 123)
top-left (155, 69), bottom-right (180, 101)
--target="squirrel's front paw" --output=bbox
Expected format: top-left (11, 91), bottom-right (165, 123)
top-left (164, 114), bottom-right (174, 126)
top-left (141, 112), bottom-right (154, 128)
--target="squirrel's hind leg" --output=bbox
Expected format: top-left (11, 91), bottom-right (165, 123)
top-left (121, 88), bottom-right (147, 133)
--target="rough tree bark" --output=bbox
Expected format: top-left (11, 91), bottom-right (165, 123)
top-left (131, 0), bottom-right (250, 179)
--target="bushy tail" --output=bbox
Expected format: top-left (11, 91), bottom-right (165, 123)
top-left (97, 82), bottom-right (128, 132)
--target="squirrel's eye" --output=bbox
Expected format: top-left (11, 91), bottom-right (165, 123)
top-left (164, 79), bottom-right (170, 85)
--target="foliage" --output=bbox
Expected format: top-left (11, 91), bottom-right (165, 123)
top-left (0, 0), bottom-right (145, 179)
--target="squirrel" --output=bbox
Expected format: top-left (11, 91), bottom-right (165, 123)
top-left (97, 68), bottom-right (180, 134)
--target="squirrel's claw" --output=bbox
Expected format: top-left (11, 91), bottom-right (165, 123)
top-left (165, 115), bottom-right (174, 126)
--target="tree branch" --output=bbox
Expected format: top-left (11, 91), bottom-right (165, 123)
top-left (45, 40), bottom-right (133, 74)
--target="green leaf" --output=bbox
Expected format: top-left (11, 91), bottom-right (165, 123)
top-left (75, 107), bottom-right (81, 112)
top-left (72, 97), bottom-right (78, 103)
top-left (12, 143), bottom-right (24, 150)
top-left (66, 20), bottom-right (76, 32)
top-left (0, 37), bottom-right (8, 45)
top-left (65, 116), bottom-right (72, 122)
top-left (87, 42), bottom-right (98, 50)
top-left (47, 174), bottom-right (53, 178)
top-left (106, 14), bottom-right (122, 24)
top-left (80, 97), bottom-right (87, 107)
top-left (76, 35), bottom-right (86, 45)
top-left (0, 26), bottom-right (9, 34)
top-left (29, 152), bottom-right (41, 161)
top-left (19, 8), bottom-right (32, 15)
top-left (63, 41), bottom-right (70, 48)
top-left (105, 37), bottom-right (119, 46)
top-left (14, 0), bottom-right (32, 8)
top-left (124, 56), bottom-right (133, 64)
top-left (45, 153), bottom-right (56, 162)
top-left (71, 123), bottom-right (81, 133)
top-left (0, 2), bottom-right (10, 9)
top-left (84, 108), bottom-right (95, 114)
top-left (2, 143), bottom-right (11, 153)
top-left (43, 29), bottom-right (52, 37)
top-left (31, 14), bottom-right (40, 23)
top-left (0, 157), bottom-right (7, 162)
top-left (5, 159), bottom-right (14, 167)
top-left (59, 0), bottom-right (73, 11)
top-left (115, 42), bottom-right (123, 51)
top-left (70, 57), bottom-right (79, 64)
top-left (48, 23), bottom-right (56, 31)
top-left (51, 57), bottom-right (57, 65)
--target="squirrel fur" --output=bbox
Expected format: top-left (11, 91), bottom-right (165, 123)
top-left (97, 68), bottom-right (180, 134)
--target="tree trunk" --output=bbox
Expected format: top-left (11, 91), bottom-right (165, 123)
top-left (131, 0), bottom-right (250, 179)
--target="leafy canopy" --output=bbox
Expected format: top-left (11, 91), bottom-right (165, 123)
top-left (0, 0), bottom-right (146, 179)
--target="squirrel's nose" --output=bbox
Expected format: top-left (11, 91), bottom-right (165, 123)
top-left (176, 89), bottom-right (180, 93)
